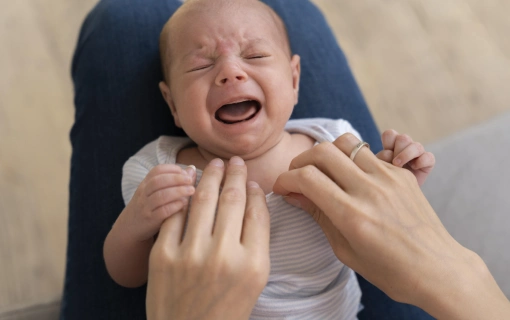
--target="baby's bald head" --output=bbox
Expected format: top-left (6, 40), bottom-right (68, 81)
top-left (159, 0), bottom-right (291, 82)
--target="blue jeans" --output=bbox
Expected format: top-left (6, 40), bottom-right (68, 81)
top-left (64, 0), bottom-right (433, 319)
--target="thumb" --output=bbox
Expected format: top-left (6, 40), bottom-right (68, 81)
top-left (185, 165), bottom-right (197, 183)
top-left (283, 193), bottom-right (353, 264)
top-left (283, 193), bottom-right (323, 223)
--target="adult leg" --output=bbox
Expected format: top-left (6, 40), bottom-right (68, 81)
top-left (64, 0), bottom-right (182, 318)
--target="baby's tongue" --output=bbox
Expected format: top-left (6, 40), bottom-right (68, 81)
top-left (216, 101), bottom-right (257, 123)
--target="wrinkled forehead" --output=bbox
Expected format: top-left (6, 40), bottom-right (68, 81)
top-left (161, 0), bottom-right (289, 60)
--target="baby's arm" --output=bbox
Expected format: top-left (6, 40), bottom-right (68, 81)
top-left (376, 129), bottom-right (435, 186)
top-left (103, 164), bottom-right (196, 288)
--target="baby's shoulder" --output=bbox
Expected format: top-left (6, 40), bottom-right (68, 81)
top-left (285, 118), bottom-right (359, 142)
top-left (125, 135), bottom-right (191, 170)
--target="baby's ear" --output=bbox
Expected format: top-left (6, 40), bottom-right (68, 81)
top-left (290, 54), bottom-right (301, 104)
top-left (158, 81), bottom-right (182, 128)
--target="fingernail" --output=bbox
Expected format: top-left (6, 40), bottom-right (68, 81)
top-left (247, 181), bottom-right (260, 189)
top-left (283, 196), bottom-right (301, 209)
top-left (393, 158), bottom-right (401, 166)
top-left (229, 156), bottom-right (244, 166)
top-left (185, 165), bottom-right (196, 176)
top-left (210, 158), bottom-right (224, 167)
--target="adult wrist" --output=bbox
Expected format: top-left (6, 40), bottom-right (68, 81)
top-left (416, 248), bottom-right (509, 319)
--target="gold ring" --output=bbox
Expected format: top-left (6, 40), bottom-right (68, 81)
top-left (349, 142), bottom-right (370, 161)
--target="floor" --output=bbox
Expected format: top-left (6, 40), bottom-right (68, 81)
top-left (1, 0), bottom-right (510, 313)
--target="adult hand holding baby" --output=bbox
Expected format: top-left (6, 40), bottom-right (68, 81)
top-left (145, 134), bottom-right (510, 319)
top-left (273, 132), bottom-right (510, 320)
top-left (146, 157), bottom-right (270, 320)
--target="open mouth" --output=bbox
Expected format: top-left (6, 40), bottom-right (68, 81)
top-left (215, 100), bottom-right (261, 124)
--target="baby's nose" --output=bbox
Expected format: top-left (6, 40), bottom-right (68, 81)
top-left (215, 60), bottom-right (248, 85)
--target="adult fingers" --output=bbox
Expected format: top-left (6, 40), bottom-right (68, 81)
top-left (213, 157), bottom-right (248, 242)
top-left (273, 165), bottom-right (352, 230)
top-left (184, 159), bottom-right (224, 244)
top-left (242, 181), bottom-right (271, 261)
top-left (287, 141), bottom-right (364, 191)
top-left (333, 133), bottom-right (381, 173)
top-left (284, 193), bottom-right (354, 265)
top-left (155, 210), bottom-right (188, 250)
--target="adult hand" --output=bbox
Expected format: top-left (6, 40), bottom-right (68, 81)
top-left (146, 157), bottom-right (270, 320)
top-left (273, 133), bottom-right (510, 320)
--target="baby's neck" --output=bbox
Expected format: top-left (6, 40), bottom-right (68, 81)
top-left (177, 132), bottom-right (315, 194)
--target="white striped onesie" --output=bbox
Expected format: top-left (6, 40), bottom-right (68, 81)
top-left (122, 118), bottom-right (362, 319)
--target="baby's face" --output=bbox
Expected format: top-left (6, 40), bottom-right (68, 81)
top-left (159, 0), bottom-right (300, 160)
